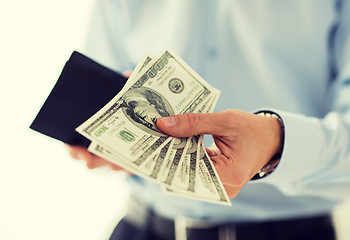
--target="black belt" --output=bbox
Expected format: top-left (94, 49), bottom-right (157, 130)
top-left (123, 197), bottom-right (335, 240)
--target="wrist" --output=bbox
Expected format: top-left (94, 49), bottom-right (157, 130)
top-left (252, 111), bottom-right (285, 179)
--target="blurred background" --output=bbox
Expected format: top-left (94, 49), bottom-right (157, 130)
top-left (0, 1), bottom-right (349, 239)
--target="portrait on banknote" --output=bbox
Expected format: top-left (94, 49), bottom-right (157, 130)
top-left (120, 87), bottom-right (174, 136)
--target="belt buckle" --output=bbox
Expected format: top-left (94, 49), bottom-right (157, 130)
top-left (174, 216), bottom-right (236, 240)
top-left (218, 225), bottom-right (237, 240)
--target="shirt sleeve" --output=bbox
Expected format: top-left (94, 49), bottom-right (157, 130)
top-left (256, 3), bottom-right (350, 201)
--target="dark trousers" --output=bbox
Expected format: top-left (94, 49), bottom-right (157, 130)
top-left (109, 215), bottom-right (336, 240)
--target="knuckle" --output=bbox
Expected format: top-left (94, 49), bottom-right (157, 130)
top-left (221, 110), bottom-right (236, 125)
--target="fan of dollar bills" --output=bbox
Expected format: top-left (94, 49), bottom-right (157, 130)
top-left (76, 49), bottom-right (231, 206)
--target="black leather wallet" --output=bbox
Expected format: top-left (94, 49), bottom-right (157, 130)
top-left (29, 51), bottom-right (127, 148)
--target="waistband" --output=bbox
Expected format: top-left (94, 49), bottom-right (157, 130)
top-left (124, 196), bottom-right (335, 240)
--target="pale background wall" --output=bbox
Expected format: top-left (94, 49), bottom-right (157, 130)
top-left (0, 1), bottom-right (129, 240)
top-left (0, 1), bottom-right (349, 239)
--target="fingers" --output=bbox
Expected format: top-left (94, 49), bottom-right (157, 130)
top-left (205, 142), bottom-right (222, 157)
top-left (211, 154), bottom-right (250, 188)
top-left (156, 111), bottom-right (235, 137)
top-left (66, 145), bottom-right (124, 171)
top-left (66, 145), bottom-right (92, 161)
top-left (205, 147), bottom-right (219, 157)
top-left (84, 155), bottom-right (120, 170)
top-left (123, 70), bottom-right (132, 78)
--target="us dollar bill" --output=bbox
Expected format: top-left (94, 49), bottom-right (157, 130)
top-left (157, 93), bottom-right (218, 186)
top-left (76, 49), bottom-right (216, 171)
top-left (124, 53), bottom-right (154, 89)
top-left (162, 93), bottom-right (232, 206)
top-left (157, 137), bottom-right (188, 185)
top-left (87, 54), bottom-right (205, 185)
top-left (87, 142), bottom-right (138, 172)
top-left (79, 49), bottom-right (229, 205)
top-left (88, 140), bottom-right (174, 182)
top-left (164, 93), bottom-right (216, 188)
top-left (167, 136), bottom-right (199, 192)
top-left (196, 135), bottom-right (230, 205)
top-left (86, 54), bottom-right (172, 181)
top-left (162, 134), bottom-right (231, 206)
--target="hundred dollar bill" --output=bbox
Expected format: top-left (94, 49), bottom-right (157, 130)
top-left (88, 140), bottom-right (174, 182)
top-left (164, 94), bottom-right (217, 189)
top-left (188, 93), bottom-right (226, 201)
top-left (157, 137), bottom-right (188, 185)
top-left (86, 54), bottom-right (157, 170)
top-left (162, 93), bottom-right (219, 193)
top-left (76, 49), bottom-right (216, 171)
top-left (157, 93), bottom-right (218, 186)
top-left (87, 54), bottom-right (172, 181)
top-left (163, 134), bottom-right (231, 206)
top-left (195, 135), bottom-right (231, 205)
top-left (87, 54), bottom-right (214, 185)
top-left (82, 49), bottom-right (227, 204)
top-left (87, 142), bottom-right (139, 172)
top-left (176, 92), bottom-right (220, 195)
top-left (167, 136), bottom-right (199, 192)
top-left (124, 53), bottom-right (154, 89)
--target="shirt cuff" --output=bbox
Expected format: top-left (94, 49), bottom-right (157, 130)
top-left (252, 110), bottom-right (324, 193)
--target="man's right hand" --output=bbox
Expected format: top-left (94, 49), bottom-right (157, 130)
top-left (66, 71), bottom-right (134, 172)
top-left (66, 145), bottom-right (125, 171)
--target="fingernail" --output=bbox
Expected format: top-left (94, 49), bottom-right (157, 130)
top-left (159, 116), bottom-right (176, 127)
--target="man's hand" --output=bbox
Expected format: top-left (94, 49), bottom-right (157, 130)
top-left (66, 145), bottom-right (125, 171)
top-left (65, 71), bottom-right (134, 172)
top-left (156, 110), bottom-right (283, 199)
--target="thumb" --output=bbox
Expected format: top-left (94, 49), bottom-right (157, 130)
top-left (156, 112), bottom-right (227, 137)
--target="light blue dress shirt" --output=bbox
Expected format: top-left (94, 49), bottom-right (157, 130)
top-left (84, 0), bottom-right (350, 223)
